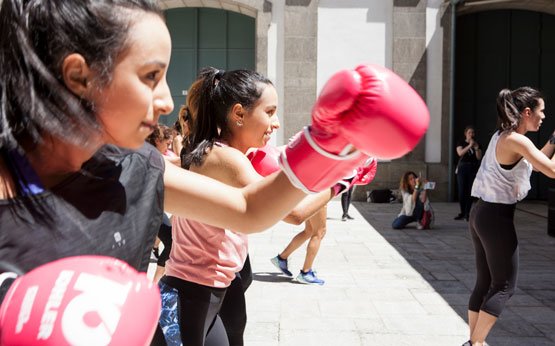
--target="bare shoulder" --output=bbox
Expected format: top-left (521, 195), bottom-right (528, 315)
top-left (207, 146), bottom-right (249, 168)
top-left (200, 146), bottom-right (253, 186)
top-left (500, 131), bottom-right (540, 159)
top-left (503, 131), bottom-right (534, 149)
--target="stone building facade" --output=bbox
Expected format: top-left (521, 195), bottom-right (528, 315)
top-left (0, 0), bottom-right (542, 201)
top-left (156, 0), bottom-right (555, 201)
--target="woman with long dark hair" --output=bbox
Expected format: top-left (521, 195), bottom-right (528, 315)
top-left (156, 68), bottom-right (336, 345)
top-left (0, 0), bottom-right (368, 276)
top-left (0, 2), bottom-right (428, 342)
top-left (391, 171), bottom-right (428, 229)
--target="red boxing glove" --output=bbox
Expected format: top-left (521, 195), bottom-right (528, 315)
top-left (247, 143), bottom-right (282, 177)
top-left (280, 64), bottom-right (429, 193)
top-left (0, 256), bottom-right (160, 346)
top-left (332, 157), bottom-right (378, 196)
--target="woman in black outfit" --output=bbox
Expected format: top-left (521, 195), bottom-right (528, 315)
top-left (455, 126), bottom-right (482, 220)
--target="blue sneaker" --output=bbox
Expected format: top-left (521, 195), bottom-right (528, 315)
top-left (296, 269), bottom-right (325, 285)
top-left (270, 255), bottom-right (293, 276)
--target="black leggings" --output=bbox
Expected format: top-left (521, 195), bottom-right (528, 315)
top-left (151, 276), bottom-right (229, 346)
top-left (157, 223), bottom-right (172, 267)
top-left (341, 186), bottom-right (353, 215)
top-left (211, 256), bottom-right (252, 346)
top-left (468, 199), bottom-right (518, 317)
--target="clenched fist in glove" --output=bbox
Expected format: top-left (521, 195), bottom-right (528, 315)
top-left (332, 157), bottom-right (378, 196)
top-left (248, 144), bottom-right (378, 197)
top-left (247, 144), bottom-right (282, 177)
top-left (280, 64), bottom-right (429, 193)
top-left (0, 256), bottom-right (160, 346)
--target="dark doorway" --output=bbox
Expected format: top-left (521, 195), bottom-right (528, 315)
top-left (455, 9), bottom-right (555, 200)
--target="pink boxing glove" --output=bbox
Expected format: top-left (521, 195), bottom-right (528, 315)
top-left (246, 143), bottom-right (282, 177)
top-left (332, 157), bottom-right (378, 196)
top-left (280, 64), bottom-right (429, 193)
top-left (354, 157), bottom-right (378, 186)
top-left (0, 256), bottom-right (160, 346)
top-left (251, 142), bottom-right (377, 196)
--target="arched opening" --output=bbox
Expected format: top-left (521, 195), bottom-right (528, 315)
top-left (454, 9), bottom-right (555, 199)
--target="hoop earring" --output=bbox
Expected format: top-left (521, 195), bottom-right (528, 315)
top-left (236, 120), bottom-right (244, 127)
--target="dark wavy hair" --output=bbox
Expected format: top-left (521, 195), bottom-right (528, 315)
top-left (0, 0), bottom-right (162, 151)
top-left (496, 86), bottom-right (543, 132)
top-left (399, 171), bottom-right (417, 194)
top-left (146, 124), bottom-right (172, 148)
top-left (182, 67), bottom-right (273, 169)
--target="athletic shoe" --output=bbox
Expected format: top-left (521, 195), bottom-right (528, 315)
top-left (341, 215), bottom-right (347, 221)
top-left (296, 269), bottom-right (325, 285)
top-left (345, 214), bottom-right (354, 220)
top-left (460, 341), bottom-right (487, 346)
top-left (270, 255), bottom-right (293, 276)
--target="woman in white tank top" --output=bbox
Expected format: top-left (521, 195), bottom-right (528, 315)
top-left (465, 87), bottom-right (555, 346)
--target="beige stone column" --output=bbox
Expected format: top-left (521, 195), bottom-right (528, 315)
top-left (392, 0), bottom-right (427, 162)
top-left (282, 0), bottom-right (318, 141)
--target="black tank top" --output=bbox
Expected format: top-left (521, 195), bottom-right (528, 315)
top-left (500, 157), bottom-right (523, 170)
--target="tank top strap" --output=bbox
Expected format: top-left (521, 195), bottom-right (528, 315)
top-left (3, 148), bottom-right (45, 196)
top-left (213, 140), bottom-right (228, 148)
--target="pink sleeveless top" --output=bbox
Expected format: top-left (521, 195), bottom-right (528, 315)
top-left (165, 217), bottom-right (248, 288)
top-left (164, 141), bottom-right (248, 288)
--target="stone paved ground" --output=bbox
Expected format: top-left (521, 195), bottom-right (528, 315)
top-left (243, 200), bottom-right (555, 346)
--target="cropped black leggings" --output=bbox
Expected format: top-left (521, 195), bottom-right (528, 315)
top-left (468, 199), bottom-right (518, 317)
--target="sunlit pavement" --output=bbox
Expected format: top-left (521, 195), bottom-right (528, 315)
top-left (242, 199), bottom-right (555, 346)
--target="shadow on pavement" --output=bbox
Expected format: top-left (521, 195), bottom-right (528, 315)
top-left (354, 200), bottom-right (555, 344)
top-left (252, 271), bottom-right (295, 283)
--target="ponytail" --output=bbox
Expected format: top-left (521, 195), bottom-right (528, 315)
top-left (183, 67), bottom-right (273, 169)
top-left (182, 67), bottom-right (225, 169)
top-left (496, 86), bottom-right (542, 131)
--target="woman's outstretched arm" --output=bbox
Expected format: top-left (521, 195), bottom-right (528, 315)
top-left (163, 163), bottom-right (306, 234)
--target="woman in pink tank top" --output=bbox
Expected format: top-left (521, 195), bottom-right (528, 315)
top-left (154, 68), bottom-right (337, 346)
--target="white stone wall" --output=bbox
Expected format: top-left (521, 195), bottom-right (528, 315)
top-left (317, 0), bottom-right (447, 166)
top-left (317, 0), bottom-right (393, 94)
top-left (425, 0), bottom-right (445, 163)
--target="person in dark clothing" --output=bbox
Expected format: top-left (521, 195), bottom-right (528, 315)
top-left (455, 126), bottom-right (482, 221)
top-left (341, 186), bottom-right (354, 221)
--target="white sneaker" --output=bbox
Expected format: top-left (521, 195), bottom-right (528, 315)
top-left (416, 222), bottom-right (423, 230)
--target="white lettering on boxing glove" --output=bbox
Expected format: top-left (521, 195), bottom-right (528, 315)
top-left (15, 285), bottom-right (38, 333)
top-left (61, 273), bottom-right (132, 346)
top-left (37, 270), bottom-right (74, 340)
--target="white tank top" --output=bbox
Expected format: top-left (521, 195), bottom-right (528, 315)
top-left (471, 131), bottom-right (532, 204)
